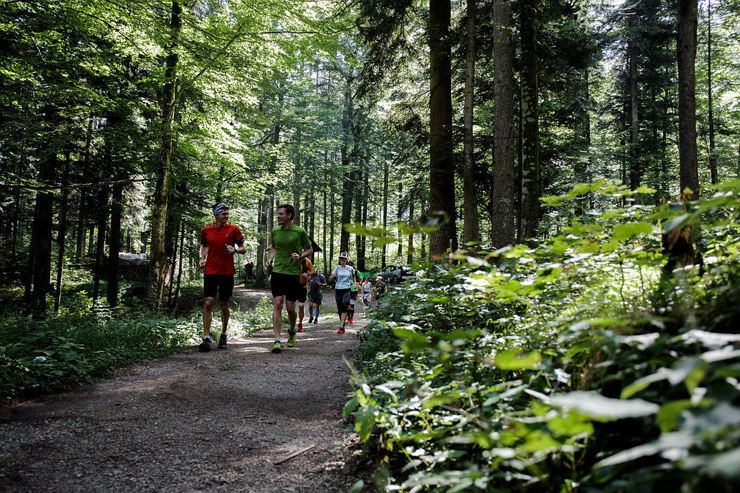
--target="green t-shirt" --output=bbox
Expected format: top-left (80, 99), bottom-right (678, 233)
top-left (271, 225), bottom-right (311, 275)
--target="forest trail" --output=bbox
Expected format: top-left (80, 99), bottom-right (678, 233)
top-left (0, 288), bottom-right (365, 492)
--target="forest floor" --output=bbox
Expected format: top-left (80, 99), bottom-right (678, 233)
top-left (0, 286), bottom-right (367, 492)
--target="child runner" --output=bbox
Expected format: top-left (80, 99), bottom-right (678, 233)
top-left (296, 257), bottom-right (315, 332)
top-left (307, 270), bottom-right (326, 325)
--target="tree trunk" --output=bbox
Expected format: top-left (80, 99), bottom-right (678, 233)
top-left (381, 160), bottom-right (389, 268)
top-left (173, 220), bottom-right (185, 307)
top-left (519, 0), bottom-right (540, 239)
top-left (397, 179), bottom-right (403, 259)
top-left (255, 198), bottom-right (268, 286)
top-left (107, 181), bottom-right (123, 308)
top-left (92, 185), bottom-right (109, 302)
top-left (629, 49), bottom-right (640, 191)
top-left (149, 0), bottom-right (181, 309)
top-left (677, 0), bottom-right (699, 197)
top-left (407, 190), bottom-right (415, 264)
top-left (54, 156), bottom-right (70, 313)
top-left (322, 157), bottom-right (328, 274)
top-left (707, 0), bottom-right (717, 184)
top-left (339, 78), bottom-right (354, 253)
top-left (429, 0), bottom-right (457, 256)
top-left (359, 167), bottom-right (368, 271)
top-left (463, 0), bottom-right (479, 246)
top-left (491, 0), bottom-right (516, 248)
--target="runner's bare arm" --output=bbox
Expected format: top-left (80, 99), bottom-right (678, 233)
top-left (267, 244), bottom-right (276, 265)
top-left (199, 246), bottom-right (208, 268)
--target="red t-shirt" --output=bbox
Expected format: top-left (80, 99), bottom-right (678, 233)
top-left (201, 223), bottom-right (244, 276)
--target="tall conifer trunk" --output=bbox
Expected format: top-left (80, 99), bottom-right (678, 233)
top-left (519, 0), bottom-right (539, 239)
top-left (491, 0), bottom-right (516, 247)
top-left (677, 0), bottom-right (699, 197)
top-left (429, 0), bottom-right (457, 256)
top-left (463, 0), bottom-right (479, 246)
top-left (707, 0), bottom-right (716, 184)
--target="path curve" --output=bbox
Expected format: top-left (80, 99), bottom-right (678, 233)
top-left (0, 288), bottom-right (365, 492)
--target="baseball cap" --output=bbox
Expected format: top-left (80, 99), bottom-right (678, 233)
top-left (338, 251), bottom-right (349, 259)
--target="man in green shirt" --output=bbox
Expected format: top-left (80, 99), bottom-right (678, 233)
top-left (267, 204), bottom-right (312, 353)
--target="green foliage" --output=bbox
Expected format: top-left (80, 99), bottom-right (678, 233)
top-left (0, 311), bottom-right (199, 403)
top-left (350, 182), bottom-right (740, 491)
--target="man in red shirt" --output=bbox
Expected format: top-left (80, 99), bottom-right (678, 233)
top-left (198, 203), bottom-right (245, 352)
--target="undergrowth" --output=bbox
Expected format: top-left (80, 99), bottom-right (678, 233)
top-left (349, 180), bottom-right (740, 492)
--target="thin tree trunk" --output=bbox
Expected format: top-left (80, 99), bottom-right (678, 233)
top-left (397, 180), bottom-right (403, 260)
top-left (429, 0), bottom-right (457, 256)
top-left (463, 0), bottom-right (479, 246)
top-left (491, 0), bottom-right (516, 247)
top-left (707, 0), bottom-right (717, 184)
top-left (173, 220), bottom-right (185, 307)
top-left (149, 0), bottom-right (181, 309)
top-left (381, 161), bottom-right (389, 268)
top-left (256, 198), bottom-right (267, 285)
top-left (107, 181), bottom-right (123, 308)
top-left (407, 191), bottom-right (415, 264)
top-left (629, 49), bottom-right (640, 191)
top-left (322, 157), bottom-right (328, 274)
top-left (677, 0), bottom-right (699, 197)
top-left (92, 185), bottom-right (109, 302)
top-left (54, 156), bottom-right (70, 313)
top-left (339, 78), bottom-right (355, 253)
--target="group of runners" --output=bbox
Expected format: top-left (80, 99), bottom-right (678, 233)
top-left (197, 202), bottom-right (388, 354)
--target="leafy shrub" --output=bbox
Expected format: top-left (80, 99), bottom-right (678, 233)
top-left (349, 180), bottom-right (740, 492)
top-left (0, 312), bottom-right (199, 402)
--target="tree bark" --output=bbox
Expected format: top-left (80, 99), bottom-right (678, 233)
top-left (407, 190), bottom-right (415, 264)
top-left (54, 156), bottom-right (70, 313)
top-left (519, 0), bottom-right (540, 239)
top-left (463, 0), bottom-right (479, 246)
top-left (491, 0), bottom-right (516, 248)
top-left (629, 48), bottom-right (640, 190)
top-left (149, 0), bottom-right (181, 309)
top-left (339, 78), bottom-right (355, 253)
top-left (677, 0), bottom-right (699, 197)
top-left (707, 0), bottom-right (717, 184)
top-left (381, 160), bottom-right (389, 268)
top-left (107, 181), bottom-right (123, 308)
top-left (92, 184), bottom-right (109, 302)
top-left (429, 0), bottom-right (457, 256)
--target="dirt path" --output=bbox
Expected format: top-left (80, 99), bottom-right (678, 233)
top-left (0, 288), bottom-right (366, 492)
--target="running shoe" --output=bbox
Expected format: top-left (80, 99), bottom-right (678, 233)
top-left (314, 317), bottom-right (319, 324)
top-left (347, 317), bottom-right (353, 324)
top-left (218, 333), bottom-right (227, 349)
top-left (336, 327), bottom-right (346, 334)
top-left (271, 341), bottom-right (282, 353)
top-left (199, 337), bottom-right (212, 352)
top-left (287, 334), bottom-right (297, 348)
top-left (297, 323), bottom-right (304, 333)
top-left (308, 317), bottom-right (313, 324)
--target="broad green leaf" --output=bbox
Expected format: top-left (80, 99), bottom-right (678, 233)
top-left (547, 412), bottom-right (594, 438)
top-left (594, 432), bottom-right (693, 469)
top-left (612, 221), bottom-right (653, 242)
top-left (494, 350), bottom-right (542, 370)
top-left (392, 328), bottom-right (429, 352)
top-left (549, 391), bottom-right (659, 419)
top-left (355, 405), bottom-right (377, 441)
top-left (656, 400), bottom-right (693, 432)
top-left (663, 213), bottom-right (690, 232)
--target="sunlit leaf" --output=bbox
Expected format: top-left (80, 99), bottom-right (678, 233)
top-left (549, 391), bottom-right (659, 419)
top-left (494, 350), bottom-right (542, 370)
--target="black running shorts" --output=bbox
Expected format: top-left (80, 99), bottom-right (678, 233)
top-left (204, 274), bottom-right (234, 301)
top-left (335, 288), bottom-right (351, 313)
top-left (270, 272), bottom-right (303, 302)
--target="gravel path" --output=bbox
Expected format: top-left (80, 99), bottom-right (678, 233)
top-left (0, 287), bottom-right (366, 492)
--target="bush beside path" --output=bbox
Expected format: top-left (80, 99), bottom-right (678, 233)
top-left (0, 288), bottom-right (366, 492)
